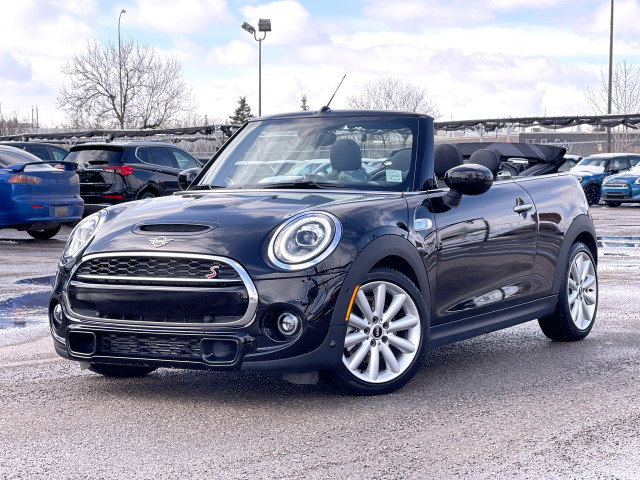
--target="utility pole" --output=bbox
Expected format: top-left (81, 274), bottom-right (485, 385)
top-left (118, 9), bottom-right (126, 129)
top-left (607, 0), bottom-right (614, 152)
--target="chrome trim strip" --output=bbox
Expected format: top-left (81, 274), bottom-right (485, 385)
top-left (64, 251), bottom-right (259, 328)
top-left (75, 274), bottom-right (242, 284)
top-left (69, 280), bottom-right (240, 292)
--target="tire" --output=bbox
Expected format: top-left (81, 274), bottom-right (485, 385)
top-left (584, 185), bottom-right (601, 206)
top-left (322, 267), bottom-right (429, 395)
top-left (89, 363), bottom-right (157, 378)
top-left (139, 191), bottom-right (156, 200)
top-left (538, 242), bottom-right (598, 341)
top-left (605, 201), bottom-right (622, 207)
top-left (26, 226), bottom-right (61, 239)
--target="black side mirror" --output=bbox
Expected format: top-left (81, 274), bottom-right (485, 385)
top-left (443, 164), bottom-right (493, 208)
top-left (609, 168), bottom-right (619, 174)
top-left (178, 167), bottom-right (201, 190)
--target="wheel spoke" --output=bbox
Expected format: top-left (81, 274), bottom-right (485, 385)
top-left (568, 277), bottom-right (578, 291)
top-left (568, 291), bottom-right (578, 306)
top-left (583, 292), bottom-right (596, 305)
top-left (575, 300), bottom-right (584, 326)
top-left (570, 261), bottom-right (580, 282)
top-left (581, 260), bottom-right (590, 281)
top-left (348, 342), bottom-right (371, 371)
top-left (374, 284), bottom-right (386, 318)
top-left (387, 315), bottom-right (419, 333)
top-left (387, 334), bottom-right (416, 354)
top-left (571, 301), bottom-right (580, 321)
top-left (581, 300), bottom-right (591, 326)
top-left (382, 294), bottom-right (407, 323)
top-left (348, 313), bottom-right (369, 330)
top-left (583, 276), bottom-right (596, 289)
top-left (355, 290), bottom-right (374, 323)
top-left (367, 344), bottom-right (379, 381)
top-left (380, 342), bottom-right (400, 373)
top-left (344, 332), bottom-right (368, 348)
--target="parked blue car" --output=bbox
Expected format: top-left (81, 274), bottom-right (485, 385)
top-left (0, 146), bottom-right (83, 239)
top-left (601, 158), bottom-right (640, 207)
top-left (569, 153), bottom-right (640, 205)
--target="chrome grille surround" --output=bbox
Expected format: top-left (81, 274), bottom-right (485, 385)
top-left (64, 251), bottom-right (259, 328)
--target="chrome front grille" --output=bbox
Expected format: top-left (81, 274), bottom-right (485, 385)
top-left (66, 252), bottom-right (258, 327)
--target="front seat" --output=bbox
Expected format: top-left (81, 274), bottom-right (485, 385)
top-left (468, 149), bottom-right (501, 178)
top-left (329, 139), bottom-right (367, 183)
top-left (434, 144), bottom-right (463, 188)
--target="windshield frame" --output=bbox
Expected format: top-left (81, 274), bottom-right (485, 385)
top-left (194, 115), bottom-right (421, 193)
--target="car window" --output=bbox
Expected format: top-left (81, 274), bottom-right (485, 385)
top-left (171, 149), bottom-right (197, 169)
top-left (150, 147), bottom-right (177, 168)
top-left (0, 149), bottom-right (53, 169)
top-left (50, 147), bottom-right (68, 162)
top-left (608, 158), bottom-right (628, 172)
top-left (23, 145), bottom-right (50, 160)
top-left (629, 156), bottom-right (640, 168)
top-left (135, 147), bottom-right (152, 164)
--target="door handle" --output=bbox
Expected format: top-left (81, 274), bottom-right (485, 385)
top-left (513, 203), bottom-right (533, 213)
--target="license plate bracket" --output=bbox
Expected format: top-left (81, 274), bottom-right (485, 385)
top-left (54, 206), bottom-right (69, 217)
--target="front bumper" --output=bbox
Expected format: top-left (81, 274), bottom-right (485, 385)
top-left (602, 185), bottom-right (640, 202)
top-left (50, 262), bottom-right (351, 373)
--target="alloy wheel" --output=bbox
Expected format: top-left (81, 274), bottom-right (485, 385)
top-left (567, 252), bottom-right (597, 330)
top-left (342, 280), bottom-right (421, 384)
top-left (585, 186), bottom-right (600, 205)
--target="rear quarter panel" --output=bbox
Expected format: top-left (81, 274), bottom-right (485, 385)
top-left (515, 173), bottom-right (591, 296)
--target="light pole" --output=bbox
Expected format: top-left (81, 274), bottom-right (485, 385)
top-left (242, 19), bottom-right (271, 116)
top-left (607, 0), bottom-right (614, 152)
top-left (118, 9), bottom-right (126, 129)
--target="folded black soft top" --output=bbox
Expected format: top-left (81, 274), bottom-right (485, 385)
top-left (452, 142), bottom-right (566, 165)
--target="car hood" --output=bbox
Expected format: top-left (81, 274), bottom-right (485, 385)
top-left (570, 165), bottom-right (605, 175)
top-left (604, 173), bottom-right (640, 184)
top-left (84, 189), bottom-right (404, 276)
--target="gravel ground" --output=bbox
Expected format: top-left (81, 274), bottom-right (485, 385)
top-left (0, 206), bottom-right (639, 479)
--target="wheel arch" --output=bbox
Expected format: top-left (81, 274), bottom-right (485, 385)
top-left (552, 214), bottom-right (598, 293)
top-left (136, 184), bottom-right (160, 199)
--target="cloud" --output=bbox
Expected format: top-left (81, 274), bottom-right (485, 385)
top-left (361, 0), bottom-right (493, 27)
top-left (590, 0), bottom-right (640, 35)
top-left (239, 1), bottom-right (321, 46)
top-left (208, 40), bottom-right (256, 66)
top-left (121, 0), bottom-right (232, 34)
top-left (0, 52), bottom-right (33, 83)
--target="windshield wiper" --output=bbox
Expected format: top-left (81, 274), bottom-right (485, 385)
top-left (260, 180), bottom-right (345, 189)
top-left (189, 184), bottom-right (227, 190)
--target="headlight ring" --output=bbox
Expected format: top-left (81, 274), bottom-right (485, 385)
top-left (268, 212), bottom-right (342, 270)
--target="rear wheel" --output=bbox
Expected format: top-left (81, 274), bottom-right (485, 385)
top-left (89, 363), bottom-right (157, 378)
top-left (605, 201), bottom-right (622, 207)
top-left (584, 185), bottom-right (601, 206)
top-left (139, 191), bottom-right (156, 200)
top-left (26, 226), bottom-right (61, 239)
top-left (538, 242), bottom-right (598, 341)
top-left (322, 267), bottom-right (428, 395)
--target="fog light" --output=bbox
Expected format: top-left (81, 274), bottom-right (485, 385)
top-left (52, 303), bottom-right (64, 329)
top-left (277, 313), bottom-right (300, 336)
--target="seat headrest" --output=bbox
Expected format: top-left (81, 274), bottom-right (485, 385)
top-left (469, 149), bottom-right (501, 176)
top-left (434, 144), bottom-right (463, 177)
top-left (330, 139), bottom-right (362, 172)
top-left (388, 149), bottom-right (411, 171)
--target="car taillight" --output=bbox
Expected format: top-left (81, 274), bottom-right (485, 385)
top-left (103, 165), bottom-right (133, 176)
top-left (8, 174), bottom-right (43, 185)
top-left (53, 164), bottom-right (64, 170)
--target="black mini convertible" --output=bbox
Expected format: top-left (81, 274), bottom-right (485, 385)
top-left (49, 110), bottom-right (598, 395)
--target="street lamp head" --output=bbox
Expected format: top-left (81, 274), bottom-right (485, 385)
top-left (120, 9), bottom-right (126, 14)
top-left (241, 22), bottom-right (256, 35)
top-left (258, 18), bottom-right (271, 32)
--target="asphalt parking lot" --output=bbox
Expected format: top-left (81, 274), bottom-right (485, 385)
top-left (1, 205), bottom-right (639, 479)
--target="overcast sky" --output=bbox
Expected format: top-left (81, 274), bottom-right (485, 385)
top-left (1, 0), bottom-right (640, 127)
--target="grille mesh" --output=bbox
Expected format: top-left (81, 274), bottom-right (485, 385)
top-left (101, 333), bottom-right (202, 359)
top-left (76, 256), bottom-right (240, 281)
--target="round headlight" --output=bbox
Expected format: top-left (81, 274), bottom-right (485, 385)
top-left (634, 178), bottom-right (640, 185)
top-left (61, 210), bottom-right (107, 263)
top-left (269, 212), bottom-right (341, 270)
top-left (602, 175), bottom-right (613, 184)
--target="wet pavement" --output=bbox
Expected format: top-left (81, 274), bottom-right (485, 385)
top-left (0, 207), bottom-right (639, 479)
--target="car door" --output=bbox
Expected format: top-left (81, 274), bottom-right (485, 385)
top-left (170, 148), bottom-right (198, 171)
top-left (607, 157), bottom-right (629, 175)
top-left (409, 180), bottom-right (538, 326)
top-left (148, 146), bottom-right (181, 193)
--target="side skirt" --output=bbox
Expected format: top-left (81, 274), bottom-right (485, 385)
top-left (428, 295), bottom-right (558, 350)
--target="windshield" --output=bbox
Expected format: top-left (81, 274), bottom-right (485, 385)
top-left (66, 148), bottom-right (123, 166)
top-left (198, 116), bottom-right (418, 191)
top-left (574, 157), bottom-right (608, 169)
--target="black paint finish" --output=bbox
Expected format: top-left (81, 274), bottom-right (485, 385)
top-left (49, 110), bottom-right (597, 374)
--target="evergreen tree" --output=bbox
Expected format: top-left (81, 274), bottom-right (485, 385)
top-left (300, 94), bottom-right (309, 111)
top-left (229, 96), bottom-right (254, 124)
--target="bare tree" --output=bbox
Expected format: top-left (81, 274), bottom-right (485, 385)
top-left (58, 38), bottom-right (191, 129)
top-left (348, 77), bottom-right (439, 117)
top-left (586, 62), bottom-right (640, 152)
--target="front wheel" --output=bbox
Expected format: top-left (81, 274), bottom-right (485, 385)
top-left (538, 242), bottom-right (598, 341)
top-left (26, 226), bottom-right (61, 239)
top-left (89, 363), bottom-right (157, 378)
top-left (605, 201), bottom-right (622, 207)
top-left (584, 185), bottom-right (601, 206)
top-left (322, 267), bottom-right (429, 395)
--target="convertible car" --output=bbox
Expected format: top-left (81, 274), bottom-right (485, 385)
top-left (49, 110), bottom-right (598, 395)
top-left (0, 146), bottom-right (83, 239)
